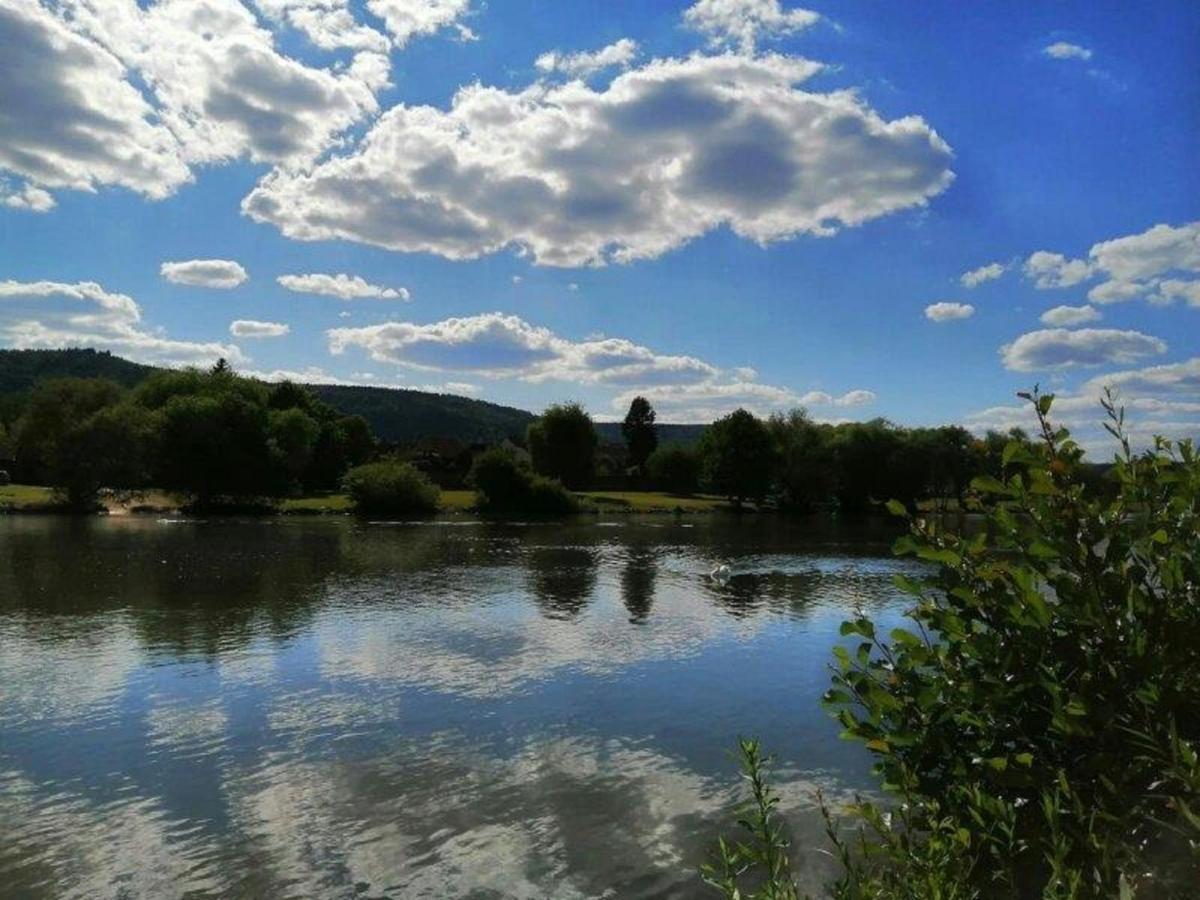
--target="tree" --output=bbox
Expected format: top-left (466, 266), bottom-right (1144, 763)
top-left (646, 444), bottom-right (701, 495)
top-left (621, 396), bottom-right (658, 471)
top-left (527, 402), bottom-right (598, 490)
top-left (53, 403), bottom-right (158, 507)
top-left (698, 409), bottom-right (777, 506)
top-left (13, 377), bottom-right (123, 483)
top-left (268, 407), bottom-right (320, 488)
top-left (767, 409), bottom-right (834, 512)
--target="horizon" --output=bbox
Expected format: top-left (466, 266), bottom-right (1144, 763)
top-left (1, 0), bottom-right (1198, 452)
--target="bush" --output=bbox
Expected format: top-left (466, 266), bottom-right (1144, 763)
top-left (469, 447), bottom-right (578, 515)
top-left (527, 402), bottom-right (598, 489)
top-left (646, 444), bottom-right (701, 495)
top-left (343, 459), bottom-right (439, 515)
top-left (709, 391), bottom-right (1200, 898)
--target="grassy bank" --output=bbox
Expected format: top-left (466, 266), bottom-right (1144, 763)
top-left (1, 485), bottom-right (738, 515)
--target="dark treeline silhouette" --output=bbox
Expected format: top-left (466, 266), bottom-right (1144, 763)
top-left (5, 360), bottom-right (376, 508)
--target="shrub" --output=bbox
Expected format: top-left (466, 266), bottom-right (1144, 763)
top-left (646, 444), bottom-right (701, 495)
top-left (469, 447), bottom-right (578, 515)
top-left (343, 459), bottom-right (439, 515)
top-left (708, 391), bottom-right (1200, 898)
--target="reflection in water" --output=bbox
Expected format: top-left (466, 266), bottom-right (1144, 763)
top-left (0, 515), bottom-right (916, 899)
top-left (622, 546), bottom-right (658, 624)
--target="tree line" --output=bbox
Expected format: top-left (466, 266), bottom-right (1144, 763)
top-left (524, 397), bottom-right (1038, 513)
top-left (1, 360), bottom-right (375, 508)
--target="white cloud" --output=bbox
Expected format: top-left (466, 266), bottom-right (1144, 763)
top-left (511, 275), bottom-right (523, 285)
top-left (365, 0), bottom-right (475, 46)
top-left (732, 366), bottom-right (758, 380)
top-left (230, 319), bottom-right (290, 338)
top-left (242, 52), bottom-right (954, 267)
top-left (1152, 279), bottom-right (1200, 307)
top-left (960, 261), bottom-right (1008, 288)
top-left (1000, 327), bottom-right (1167, 372)
top-left (924, 301), bottom-right (974, 321)
top-left (798, 389), bottom-right (876, 407)
top-left (1039, 304), bottom-right (1100, 326)
top-left (536, 39), bottom-right (638, 77)
top-left (0, 0), bottom-right (389, 206)
top-left (327, 312), bottom-right (720, 385)
top-left (161, 259), bottom-right (249, 289)
top-left (967, 357), bottom-right (1200, 455)
top-left (253, 0), bottom-right (389, 52)
top-left (1024, 251), bottom-right (1094, 289)
top-left (277, 272), bottom-right (410, 300)
top-left (683, 0), bottom-right (819, 52)
top-left (1043, 42), bottom-right (1093, 61)
top-left (1, 180), bottom-right (56, 212)
top-left (0, 278), bottom-right (243, 366)
top-left (1026, 222), bottom-right (1200, 305)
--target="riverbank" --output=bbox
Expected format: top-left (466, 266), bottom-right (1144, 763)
top-left (0, 484), bottom-right (741, 516)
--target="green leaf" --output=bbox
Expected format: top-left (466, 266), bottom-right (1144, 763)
top-left (884, 499), bottom-right (909, 518)
top-left (1037, 394), bottom-right (1054, 415)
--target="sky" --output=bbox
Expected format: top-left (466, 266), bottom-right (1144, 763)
top-left (0, 0), bottom-right (1197, 452)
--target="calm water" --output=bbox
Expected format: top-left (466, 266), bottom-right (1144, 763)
top-left (0, 514), bottom-right (920, 899)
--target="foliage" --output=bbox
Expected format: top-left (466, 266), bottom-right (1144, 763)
top-left (268, 407), bottom-right (321, 487)
top-left (12, 377), bottom-right (122, 484)
top-left (701, 738), bottom-right (800, 900)
top-left (342, 459), bottom-right (440, 515)
top-left (710, 392), bottom-right (1200, 898)
top-left (767, 410), bottom-right (835, 512)
top-left (646, 444), bottom-right (702, 495)
top-left (699, 409), bottom-right (778, 506)
top-left (54, 403), bottom-right (159, 508)
top-left (527, 402), bottom-right (598, 490)
top-left (622, 395), bottom-right (659, 471)
top-left (469, 446), bottom-right (579, 515)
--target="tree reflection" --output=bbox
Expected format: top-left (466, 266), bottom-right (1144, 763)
top-left (526, 545), bottom-right (598, 619)
top-left (620, 547), bottom-right (658, 624)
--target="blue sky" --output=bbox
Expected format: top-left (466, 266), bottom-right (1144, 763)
top-left (1, 0), bottom-right (1197, 447)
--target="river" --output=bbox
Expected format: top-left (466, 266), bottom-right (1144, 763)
top-left (0, 514), bottom-right (919, 899)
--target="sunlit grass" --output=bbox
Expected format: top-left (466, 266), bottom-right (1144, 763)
top-left (578, 491), bottom-right (732, 512)
top-left (0, 483), bottom-right (58, 509)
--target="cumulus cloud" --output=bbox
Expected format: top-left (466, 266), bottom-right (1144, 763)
top-left (1043, 42), bottom-right (1092, 61)
top-left (242, 53), bottom-right (954, 267)
top-left (1000, 327), bottom-right (1167, 372)
top-left (613, 381), bottom-right (874, 422)
top-left (1024, 251), bottom-right (1094, 289)
top-left (366, 0), bottom-right (475, 46)
top-left (1025, 222), bottom-right (1200, 306)
top-left (1039, 304), bottom-right (1100, 326)
top-left (683, 0), bottom-right (819, 52)
top-left (277, 272), bottom-right (410, 300)
top-left (0, 278), bottom-right (243, 366)
top-left (925, 301), bottom-right (974, 322)
top-left (161, 259), bottom-right (249, 289)
top-left (536, 39), bottom-right (638, 77)
top-left (253, 0), bottom-right (390, 52)
top-left (0, 0), bottom-right (390, 206)
top-left (960, 261), bottom-right (1008, 288)
top-left (967, 357), bottom-right (1200, 455)
top-left (327, 312), bottom-right (720, 385)
top-left (1, 180), bottom-right (56, 212)
top-left (230, 319), bottom-right (289, 337)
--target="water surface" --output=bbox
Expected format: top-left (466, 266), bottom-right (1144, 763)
top-left (0, 515), bottom-right (917, 899)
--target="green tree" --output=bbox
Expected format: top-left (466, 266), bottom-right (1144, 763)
top-left (155, 392), bottom-right (278, 503)
top-left (268, 407), bottom-right (320, 488)
top-left (53, 403), bottom-right (158, 508)
top-left (468, 447), bottom-right (578, 515)
top-left (767, 409), bottom-right (834, 512)
top-left (698, 409), bottom-right (777, 506)
top-left (527, 402), bottom-right (598, 490)
top-left (14, 377), bottom-right (122, 483)
top-left (622, 396), bottom-right (658, 472)
top-left (646, 444), bottom-right (701, 495)
top-left (343, 458), bottom-right (439, 515)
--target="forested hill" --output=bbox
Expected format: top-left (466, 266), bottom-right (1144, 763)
top-left (0, 349), bottom-right (531, 443)
top-left (0, 349), bottom-right (710, 444)
top-left (308, 384), bottom-right (534, 443)
top-left (0, 348), bottom-right (154, 393)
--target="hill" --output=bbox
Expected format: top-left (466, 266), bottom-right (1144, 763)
top-left (0, 348), bottom-right (154, 394)
top-left (0, 349), bottom-right (707, 444)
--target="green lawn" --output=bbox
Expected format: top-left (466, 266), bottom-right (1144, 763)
top-left (0, 484), bottom-right (58, 509)
top-left (578, 491), bottom-right (733, 512)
